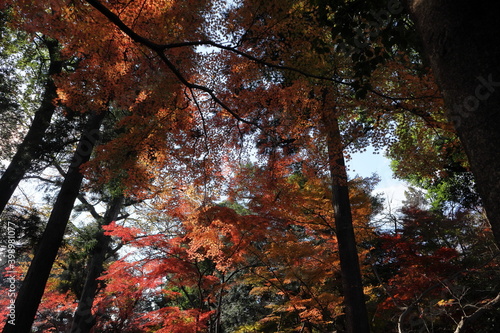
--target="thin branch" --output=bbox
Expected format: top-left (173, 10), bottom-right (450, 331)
top-left (76, 193), bottom-right (102, 221)
top-left (454, 292), bottom-right (500, 333)
top-left (52, 160), bottom-right (102, 220)
top-left (369, 89), bottom-right (447, 129)
top-left (23, 175), bottom-right (60, 184)
top-left (188, 87), bottom-right (210, 153)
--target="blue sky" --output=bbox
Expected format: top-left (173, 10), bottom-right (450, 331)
top-left (347, 146), bottom-right (409, 213)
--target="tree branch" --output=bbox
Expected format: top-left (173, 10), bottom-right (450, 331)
top-left (53, 160), bottom-right (102, 220)
top-left (454, 292), bottom-right (500, 333)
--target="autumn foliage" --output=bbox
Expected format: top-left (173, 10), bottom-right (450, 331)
top-left (0, 0), bottom-right (499, 332)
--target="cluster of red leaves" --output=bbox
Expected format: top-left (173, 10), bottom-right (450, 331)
top-left (96, 206), bottom-right (268, 332)
top-left (0, 266), bottom-right (75, 332)
top-left (97, 168), bottom-right (379, 331)
top-left (94, 256), bottom-right (214, 333)
top-left (377, 233), bottom-right (460, 310)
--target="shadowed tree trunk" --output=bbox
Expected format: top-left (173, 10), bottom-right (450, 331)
top-left (2, 110), bottom-right (106, 333)
top-left (322, 94), bottom-right (370, 333)
top-left (407, 1), bottom-right (500, 248)
top-left (0, 38), bottom-right (62, 215)
top-left (70, 194), bottom-right (124, 333)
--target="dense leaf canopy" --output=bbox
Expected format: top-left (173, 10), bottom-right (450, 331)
top-left (0, 1), bottom-right (499, 333)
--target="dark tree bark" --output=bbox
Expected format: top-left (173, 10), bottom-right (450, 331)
top-left (2, 110), bottom-right (106, 333)
top-left (0, 38), bottom-right (62, 215)
top-left (407, 1), bottom-right (500, 247)
top-left (70, 194), bottom-right (124, 333)
top-left (323, 100), bottom-right (370, 333)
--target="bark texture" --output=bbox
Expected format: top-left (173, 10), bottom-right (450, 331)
top-left (2, 111), bottom-right (105, 333)
top-left (407, 1), bottom-right (500, 247)
top-left (323, 103), bottom-right (370, 333)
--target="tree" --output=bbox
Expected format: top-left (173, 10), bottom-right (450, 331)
top-left (95, 206), bottom-right (247, 332)
top-left (0, 0), bottom-right (217, 329)
top-left (2, 110), bottom-right (105, 333)
top-left (4, 1), bottom-right (500, 332)
top-left (406, 1), bottom-right (500, 247)
top-left (97, 168), bottom-right (380, 332)
top-left (70, 194), bottom-right (124, 333)
top-left (312, 0), bottom-right (500, 248)
top-left (226, 160), bottom-right (381, 332)
top-left (0, 36), bottom-right (62, 214)
top-left (319, 89), bottom-right (371, 333)
top-left (371, 197), bottom-right (500, 333)
top-left (386, 113), bottom-right (479, 215)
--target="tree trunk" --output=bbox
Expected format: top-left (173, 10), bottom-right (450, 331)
top-left (0, 38), bottom-right (62, 215)
top-left (2, 110), bottom-right (105, 333)
top-left (323, 103), bottom-right (370, 333)
top-left (70, 194), bottom-right (124, 333)
top-left (213, 277), bottom-right (224, 333)
top-left (406, 1), bottom-right (500, 247)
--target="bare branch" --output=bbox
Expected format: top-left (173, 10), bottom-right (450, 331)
top-left (454, 292), bottom-right (500, 333)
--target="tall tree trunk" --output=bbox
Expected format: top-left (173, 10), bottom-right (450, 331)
top-left (0, 38), bottom-right (62, 214)
top-left (70, 194), bottom-right (124, 333)
top-left (322, 102), bottom-right (370, 333)
top-left (407, 1), bottom-right (500, 247)
top-left (2, 110), bottom-right (106, 333)
top-left (213, 275), bottom-right (224, 333)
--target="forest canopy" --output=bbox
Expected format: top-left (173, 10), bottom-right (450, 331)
top-left (1, 1), bottom-right (499, 333)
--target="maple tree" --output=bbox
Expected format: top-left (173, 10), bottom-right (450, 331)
top-left (93, 207), bottom-right (239, 332)
top-left (234, 168), bottom-right (381, 332)
top-left (92, 164), bottom-right (380, 332)
top-left (0, 0), bottom-right (217, 330)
